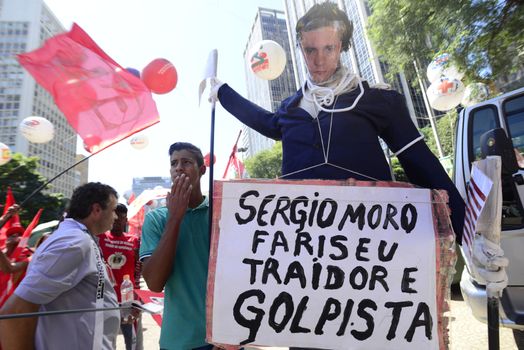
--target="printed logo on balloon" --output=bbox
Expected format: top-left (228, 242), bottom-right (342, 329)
top-left (426, 53), bottom-right (465, 112)
top-left (19, 116), bottom-right (54, 143)
top-left (130, 134), bottom-right (149, 150)
top-left (248, 40), bottom-right (286, 81)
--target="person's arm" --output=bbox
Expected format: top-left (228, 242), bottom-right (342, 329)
top-left (397, 142), bottom-right (465, 243)
top-left (380, 91), bottom-right (465, 244)
top-left (0, 294), bottom-right (39, 350)
top-left (0, 251), bottom-right (28, 273)
top-left (142, 174), bottom-right (193, 292)
top-left (217, 84), bottom-right (282, 140)
top-left (0, 205), bottom-right (20, 229)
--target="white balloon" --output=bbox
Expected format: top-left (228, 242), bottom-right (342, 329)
top-left (461, 83), bottom-right (490, 107)
top-left (0, 142), bottom-right (11, 166)
top-left (248, 40), bottom-right (286, 80)
top-left (19, 116), bottom-right (54, 143)
top-left (130, 134), bottom-right (149, 150)
top-left (426, 53), bottom-right (464, 83)
top-left (427, 77), bottom-right (465, 111)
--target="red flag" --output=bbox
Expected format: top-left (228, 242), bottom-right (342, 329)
top-left (10, 209), bottom-right (42, 261)
top-left (17, 23), bottom-right (159, 153)
top-left (126, 192), bottom-right (144, 237)
top-left (231, 156), bottom-right (248, 179)
top-left (0, 188), bottom-right (23, 248)
top-left (127, 192), bottom-right (136, 206)
top-left (128, 206), bottom-right (145, 237)
top-left (0, 208), bottom-right (40, 307)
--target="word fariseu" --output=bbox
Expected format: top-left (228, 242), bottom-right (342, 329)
top-left (235, 190), bottom-right (418, 234)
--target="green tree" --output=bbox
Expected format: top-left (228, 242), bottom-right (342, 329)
top-left (367, 0), bottom-right (524, 85)
top-left (244, 142), bottom-right (282, 179)
top-left (420, 110), bottom-right (458, 157)
top-left (390, 157), bottom-right (409, 182)
top-left (0, 153), bottom-right (66, 226)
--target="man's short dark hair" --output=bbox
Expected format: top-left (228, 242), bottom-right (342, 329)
top-left (168, 142), bottom-right (204, 167)
top-left (296, 2), bottom-right (353, 52)
top-left (67, 182), bottom-right (118, 220)
top-left (116, 203), bottom-right (128, 215)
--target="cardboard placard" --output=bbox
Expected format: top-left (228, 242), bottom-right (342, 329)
top-left (207, 180), bottom-right (447, 349)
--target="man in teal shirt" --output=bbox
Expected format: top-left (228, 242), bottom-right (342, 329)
top-left (140, 142), bottom-right (211, 350)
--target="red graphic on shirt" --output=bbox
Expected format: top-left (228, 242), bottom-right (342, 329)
top-left (99, 232), bottom-right (138, 300)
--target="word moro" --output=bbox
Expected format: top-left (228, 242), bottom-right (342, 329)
top-left (234, 290), bottom-right (433, 345)
top-left (235, 190), bottom-right (418, 234)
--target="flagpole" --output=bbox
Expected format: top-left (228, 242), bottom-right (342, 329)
top-left (18, 127), bottom-right (149, 208)
top-left (208, 101), bottom-right (216, 242)
top-left (19, 152), bottom-right (96, 207)
top-left (222, 130), bottom-right (242, 179)
top-left (202, 49), bottom-right (218, 243)
top-left (475, 156), bottom-right (503, 350)
top-left (0, 306), bottom-right (130, 320)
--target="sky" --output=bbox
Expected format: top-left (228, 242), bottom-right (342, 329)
top-left (43, 0), bottom-right (285, 199)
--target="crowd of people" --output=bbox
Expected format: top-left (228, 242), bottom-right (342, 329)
top-left (0, 184), bottom-right (145, 350)
top-left (0, 2), bottom-right (476, 350)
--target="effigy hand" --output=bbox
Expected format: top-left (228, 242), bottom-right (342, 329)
top-left (472, 235), bottom-right (509, 296)
top-left (208, 78), bottom-right (225, 103)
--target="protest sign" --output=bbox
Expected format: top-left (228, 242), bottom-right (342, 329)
top-left (207, 179), bottom-right (454, 349)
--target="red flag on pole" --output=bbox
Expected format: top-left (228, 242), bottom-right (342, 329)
top-left (0, 188), bottom-right (23, 248)
top-left (10, 208), bottom-right (42, 261)
top-left (126, 192), bottom-right (143, 237)
top-left (231, 156), bottom-right (248, 179)
top-left (0, 209), bottom-right (40, 306)
top-left (17, 23), bottom-right (160, 153)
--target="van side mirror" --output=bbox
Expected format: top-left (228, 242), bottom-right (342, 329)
top-left (480, 128), bottom-right (519, 176)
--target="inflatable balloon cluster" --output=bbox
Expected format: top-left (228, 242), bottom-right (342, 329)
top-left (426, 54), bottom-right (465, 111)
top-left (127, 58), bottom-right (178, 95)
top-left (248, 40), bottom-right (286, 80)
top-left (426, 54), bottom-right (490, 111)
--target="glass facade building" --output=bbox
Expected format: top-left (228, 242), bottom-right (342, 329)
top-left (242, 7), bottom-right (297, 158)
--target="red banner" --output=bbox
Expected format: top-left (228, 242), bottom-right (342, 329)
top-left (17, 23), bottom-right (159, 153)
top-left (134, 289), bottom-right (164, 327)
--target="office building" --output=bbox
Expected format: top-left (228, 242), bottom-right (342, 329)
top-left (0, 0), bottom-right (77, 197)
top-left (242, 7), bottom-right (298, 158)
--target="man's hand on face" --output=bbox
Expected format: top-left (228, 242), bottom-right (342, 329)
top-left (166, 174), bottom-right (193, 221)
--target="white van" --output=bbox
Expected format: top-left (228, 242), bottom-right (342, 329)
top-left (453, 86), bottom-right (524, 330)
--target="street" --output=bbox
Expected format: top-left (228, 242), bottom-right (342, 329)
top-left (117, 287), bottom-right (523, 350)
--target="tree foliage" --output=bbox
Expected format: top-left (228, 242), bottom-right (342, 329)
top-left (390, 157), bottom-right (409, 182)
top-left (367, 0), bottom-right (524, 85)
top-left (244, 142), bottom-right (282, 179)
top-left (420, 110), bottom-right (458, 157)
top-left (0, 153), bottom-right (66, 226)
